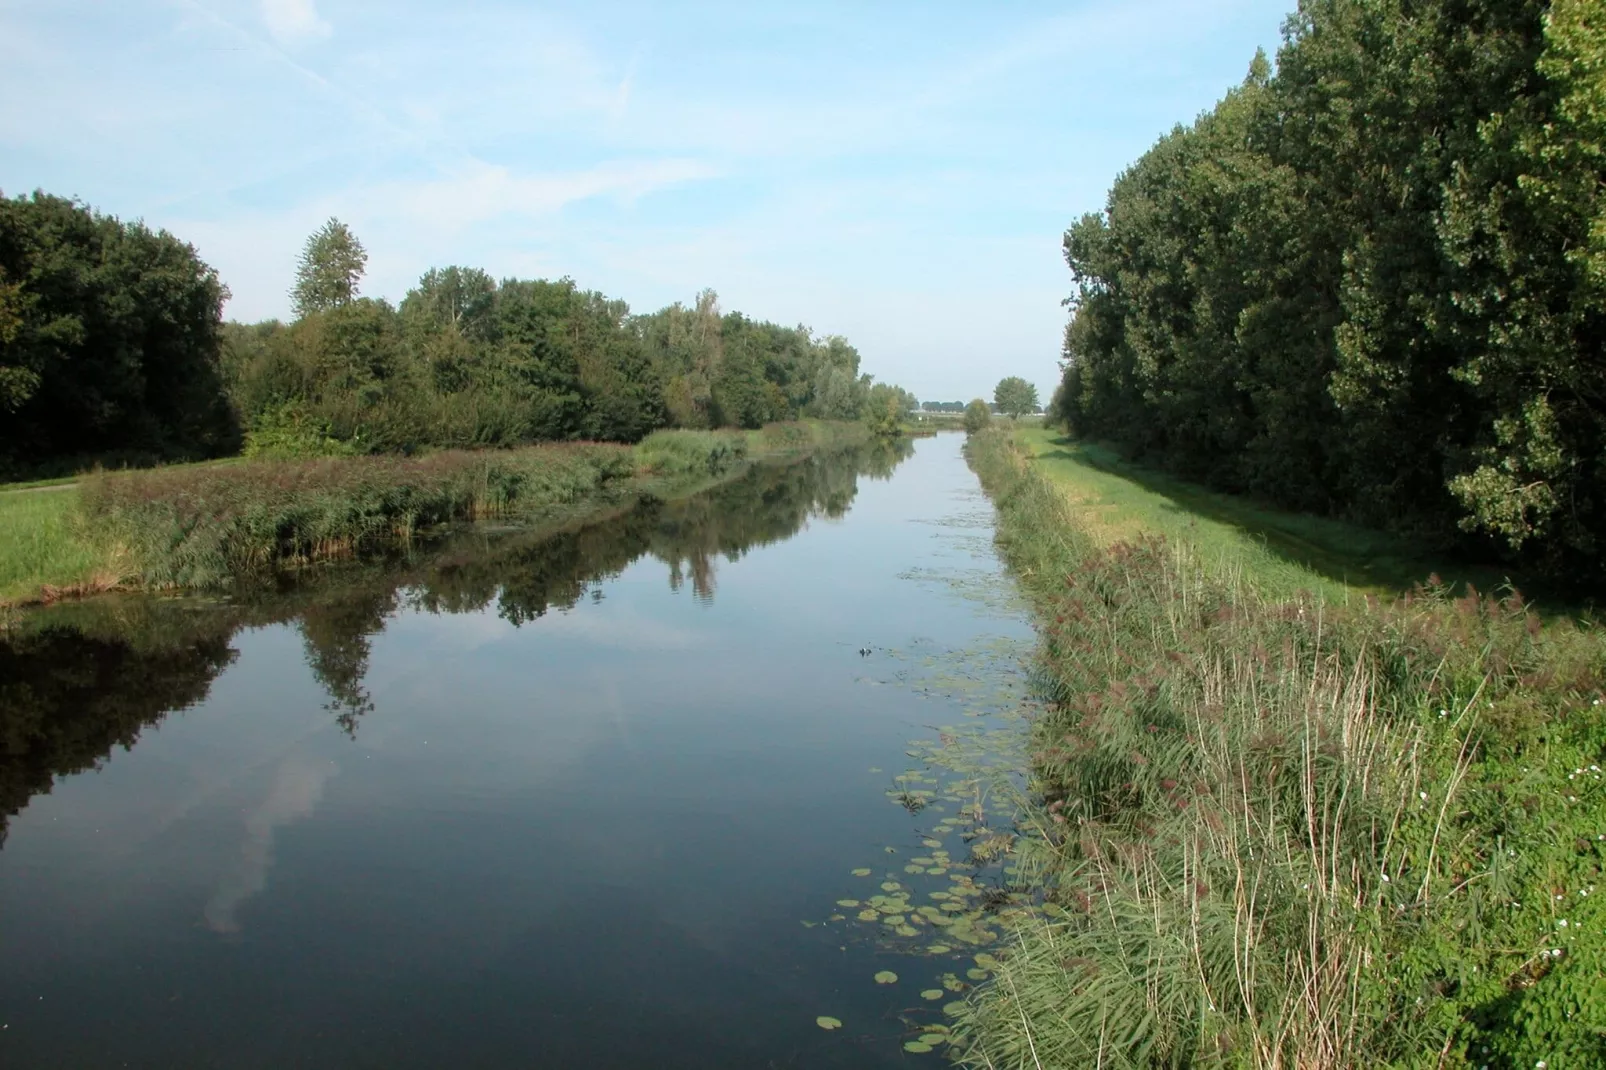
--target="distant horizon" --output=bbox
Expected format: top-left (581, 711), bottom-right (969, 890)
top-left (1, 0), bottom-right (1294, 402)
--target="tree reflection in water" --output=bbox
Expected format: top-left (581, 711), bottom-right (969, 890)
top-left (0, 440), bottom-right (913, 841)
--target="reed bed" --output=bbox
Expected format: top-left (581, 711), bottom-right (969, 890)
top-left (956, 429), bottom-right (1606, 1069)
top-left (51, 420), bottom-right (869, 596)
top-left (80, 444), bottom-right (636, 588)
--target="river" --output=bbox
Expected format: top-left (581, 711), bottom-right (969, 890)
top-left (0, 432), bottom-right (1036, 1068)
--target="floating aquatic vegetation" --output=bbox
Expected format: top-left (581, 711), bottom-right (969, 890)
top-left (815, 1016), bottom-right (842, 1031)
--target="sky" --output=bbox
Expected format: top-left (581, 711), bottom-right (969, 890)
top-left (0, 0), bottom-right (1294, 402)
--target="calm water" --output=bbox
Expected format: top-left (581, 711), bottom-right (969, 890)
top-left (0, 433), bottom-right (1034, 1069)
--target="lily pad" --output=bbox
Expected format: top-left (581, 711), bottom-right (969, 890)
top-left (881, 882), bottom-right (902, 892)
top-left (816, 1016), bottom-right (842, 1030)
top-left (904, 1042), bottom-right (933, 1053)
top-left (922, 838), bottom-right (943, 848)
top-left (927, 943), bottom-right (952, 955)
top-left (874, 970), bottom-right (899, 985)
top-left (918, 1032), bottom-right (947, 1044)
top-left (836, 900), bottom-right (860, 908)
top-left (943, 1001), bottom-right (968, 1016)
top-left (967, 968), bottom-right (989, 980)
top-left (921, 989), bottom-right (945, 1000)
top-left (851, 868), bottom-right (872, 877)
top-left (895, 924), bottom-right (919, 937)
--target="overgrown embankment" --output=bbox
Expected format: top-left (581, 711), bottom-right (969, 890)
top-left (955, 428), bottom-right (1606, 1069)
top-left (0, 420), bottom-right (865, 606)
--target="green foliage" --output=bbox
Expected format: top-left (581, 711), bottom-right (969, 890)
top-left (992, 377), bottom-right (1038, 419)
top-left (290, 217), bottom-right (367, 317)
top-left (79, 445), bottom-right (638, 588)
top-left (0, 196), bottom-right (914, 473)
top-left (862, 381), bottom-right (912, 437)
top-left (242, 402), bottom-right (362, 460)
top-left (963, 399), bottom-right (992, 435)
top-left (1055, 0), bottom-right (1606, 577)
top-left (958, 429), bottom-right (1606, 1068)
top-left (0, 191), bottom-right (239, 476)
top-left (224, 265), bottom-right (914, 455)
top-left (634, 429), bottom-right (749, 476)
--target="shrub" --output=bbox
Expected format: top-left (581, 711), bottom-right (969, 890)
top-left (963, 398), bottom-right (992, 435)
top-left (634, 429), bottom-right (749, 477)
top-left (242, 402), bottom-right (362, 459)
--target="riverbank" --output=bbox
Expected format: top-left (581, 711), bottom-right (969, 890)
top-left (954, 427), bottom-right (1606, 1068)
top-left (0, 421), bottom-right (869, 609)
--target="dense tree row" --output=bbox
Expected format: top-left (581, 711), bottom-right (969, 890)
top-left (0, 195), bottom-right (912, 474)
top-left (1052, 0), bottom-right (1606, 574)
top-left (0, 192), bottom-right (238, 474)
top-left (224, 221), bottom-right (915, 455)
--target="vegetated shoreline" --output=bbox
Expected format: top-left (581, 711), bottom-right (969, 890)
top-left (0, 420), bottom-right (872, 612)
top-left (951, 427), bottom-right (1606, 1068)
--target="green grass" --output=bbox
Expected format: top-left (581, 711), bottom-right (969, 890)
top-left (1016, 427), bottom-right (1514, 602)
top-left (0, 421), bottom-right (870, 606)
top-left (952, 428), bottom-right (1606, 1068)
top-left (0, 489), bottom-right (118, 604)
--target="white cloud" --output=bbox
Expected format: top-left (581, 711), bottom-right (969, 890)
top-left (203, 752), bottom-right (336, 934)
top-left (261, 0), bottom-right (330, 45)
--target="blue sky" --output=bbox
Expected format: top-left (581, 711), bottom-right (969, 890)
top-left (0, 0), bottom-right (1292, 401)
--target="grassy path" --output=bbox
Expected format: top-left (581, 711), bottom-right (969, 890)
top-left (1014, 426), bottom-right (1513, 602)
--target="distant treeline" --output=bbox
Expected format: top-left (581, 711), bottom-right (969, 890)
top-left (0, 193), bottom-right (916, 475)
top-left (922, 400), bottom-right (1041, 415)
top-left (1052, 0), bottom-right (1605, 575)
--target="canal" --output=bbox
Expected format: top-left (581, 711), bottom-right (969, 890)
top-left (0, 432), bottom-right (1036, 1068)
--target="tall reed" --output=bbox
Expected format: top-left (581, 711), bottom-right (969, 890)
top-left (957, 429), bottom-right (1606, 1068)
top-left (80, 444), bottom-right (635, 588)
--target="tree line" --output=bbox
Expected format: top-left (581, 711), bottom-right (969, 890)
top-left (0, 196), bottom-right (916, 475)
top-left (1051, 0), bottom-right (1605, 576)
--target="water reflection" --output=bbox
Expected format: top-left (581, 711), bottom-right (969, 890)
top-left (0, 440), bottom-right (912, 845)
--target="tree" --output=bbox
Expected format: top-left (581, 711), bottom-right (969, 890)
top-left (964, 398), bottom-right (992, 434)
top-left (291, 218), bottom-right (367, 317)
top-left (993, 377), bottom-right (1039, 420)
top-left (0, 191), bottom-right (238, 474)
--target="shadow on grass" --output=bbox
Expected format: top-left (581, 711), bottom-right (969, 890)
top-left (1032, 434), bottom-right (1547, 607)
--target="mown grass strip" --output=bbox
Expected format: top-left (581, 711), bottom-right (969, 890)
top-left (1015, 427), bottom-right (1519, 602)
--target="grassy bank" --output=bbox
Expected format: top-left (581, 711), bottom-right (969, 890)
top-left (955, 428), bottom-right (1606, 1069)
top-left (1013, 427), bottom-right (1521, 602)
top-left (0, 420), bottom-right (866, 606)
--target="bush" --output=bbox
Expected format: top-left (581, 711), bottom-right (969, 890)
top-left (242, 402), bottom-right (362, 459)
top-left (633, 429), bottom-right (749, 477)
top-left (963, 398), bottom-right (992, 434)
